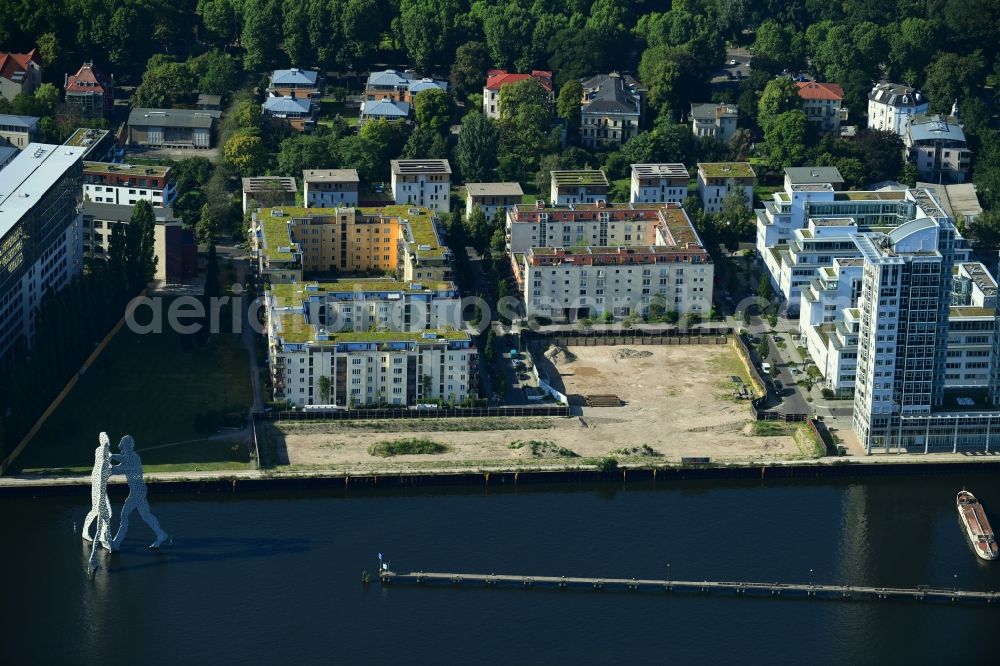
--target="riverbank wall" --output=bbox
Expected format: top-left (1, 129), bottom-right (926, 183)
top-left (3, 457), bottom-right (1000, 497)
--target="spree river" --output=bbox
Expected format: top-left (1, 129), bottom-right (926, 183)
top-left (2, 473), bottom-right (999, 664)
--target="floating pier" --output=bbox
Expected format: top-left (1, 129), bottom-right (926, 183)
top-left (379, 571), bottom-right (999, 605)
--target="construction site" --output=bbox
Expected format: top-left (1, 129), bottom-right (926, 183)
top-left (262, 341), bottom-right (823, 472)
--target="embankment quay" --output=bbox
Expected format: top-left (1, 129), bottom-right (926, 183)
top-left (1, 455), bottom-right (1000, 496)
top-left (379, 571), bottom-right (999, 605)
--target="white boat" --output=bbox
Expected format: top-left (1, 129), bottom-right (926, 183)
top-left (957, 490), bottom-right (998, 561)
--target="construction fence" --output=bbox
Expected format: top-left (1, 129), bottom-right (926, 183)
top-left (253, 405), bottom-right (571, 422)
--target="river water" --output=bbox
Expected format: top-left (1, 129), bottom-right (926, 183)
top-left (2, 473), bottom-right (999, 664)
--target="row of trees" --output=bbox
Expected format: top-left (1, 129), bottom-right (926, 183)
top-left (132, 50), bottom-right (239, 108)
top-left (0, 202), bottom-right (158, 459)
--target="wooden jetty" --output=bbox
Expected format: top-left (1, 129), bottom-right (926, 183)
top-left (379, 571), bottom-right (999, 605)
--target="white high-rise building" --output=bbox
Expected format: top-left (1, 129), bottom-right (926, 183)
top-left (0, 143), bottom-right (86, 364)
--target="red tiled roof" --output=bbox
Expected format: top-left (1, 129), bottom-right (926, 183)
top-left (0, 48), bottom-right (39, 83)
top-left (485, 69), bottom-right (553, 93)
top-left (796, 81), bottom-right (844, 101)
top-left (66, 62), bottom-right (113, 94)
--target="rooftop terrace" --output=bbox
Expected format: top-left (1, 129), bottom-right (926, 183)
top-left (274, 310), bottom-right (468, 345)
top-left (631, 163), bottom-right (689, 178)
top-left (64, 128), bottom-right (110, 147)
top-left (270, 279), bottom-right (454, 307)
top-left (391, 159), bottom-right (451, 175)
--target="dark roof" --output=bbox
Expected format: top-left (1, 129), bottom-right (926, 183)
top-left (0, 114), bottom-right (40, 129)
top-left (81, 200), bottom-right (177, 223)
top-left (128, 108), bottom-right (221, 129)
top-left (868, 82), bottom-right (926, 108)
top-left (581, 73), bottom-right (642, 115)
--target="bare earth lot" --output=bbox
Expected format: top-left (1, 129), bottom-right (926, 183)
top-left (266, 344), bottom-right (819, 472)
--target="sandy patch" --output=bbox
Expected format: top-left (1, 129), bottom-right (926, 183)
top-left (273, 344), bottom-right (806, 469)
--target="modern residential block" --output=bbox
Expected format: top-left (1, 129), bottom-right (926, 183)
top-left (264, 278), bottom-right (473, 407)
top-left (697, 162), bottom-right (755, 214)
top-left (756, 169), bottom-right (972, 313)
top-left (82, 161), bottom-right (177, 207)
top-left (0, 143), bottom-right (85, 364)
top-left (465, 182), bottom-right (523, 219)
top-left (549, 170), bottom-right (609, 206)
top-left (80, 201), bottom-right (193, 284)
top-left (867, 82), bottom-right (928, 137)
top-left (304, 169), bottom-right (360, 208)
top-left (390, 159), bottom-right (451, 213)
top-left (630, 163), bottom-right (689, 204)
top-left (251, 205), bottom-right (451, 286)
top-left (515, 202), bottom-right (713, 321)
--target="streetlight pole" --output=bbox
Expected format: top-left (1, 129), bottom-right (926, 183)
top-left (667, 563), bottom-right (671, 582)
top-left (809, 568), bottom-right (814, 587)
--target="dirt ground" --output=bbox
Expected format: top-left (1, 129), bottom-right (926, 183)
top-left (270, 344), bottom-right (816, 471)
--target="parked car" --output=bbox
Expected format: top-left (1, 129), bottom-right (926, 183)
top-left (761, 362), bottom-right (772, 374)
top-left (773, 380), bottom-right (784, 395)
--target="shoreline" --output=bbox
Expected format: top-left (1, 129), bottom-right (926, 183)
top-left (3, 454), bottom-right (1000, 497)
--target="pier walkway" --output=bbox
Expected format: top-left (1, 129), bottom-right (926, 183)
top-left (379, 571), bottom-right (999, 605)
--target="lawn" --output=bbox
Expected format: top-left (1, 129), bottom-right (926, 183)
top-left (319, 100), bottom-right (360, 126)
top-left (12, 326), bottom-right (253, 475)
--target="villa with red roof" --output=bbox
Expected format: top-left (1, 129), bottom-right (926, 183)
top-left (482, 69), bottom-right (553, 119)
top-left (64, 62), bottom-right (114, 118)
top-left (795, 81), bottom-right (847, 133)
top-left (0, 48), bottom-right (42, 101)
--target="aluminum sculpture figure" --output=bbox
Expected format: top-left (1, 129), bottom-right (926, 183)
top-left (82, 433), bottom-right (114, 553)
top-left (83, 433), bottom-right (168, 561)
top-left (110, 435), bottom-right (168, 550)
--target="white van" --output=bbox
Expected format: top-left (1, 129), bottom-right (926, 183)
top-left (761, 362), bottom-right (772, 374)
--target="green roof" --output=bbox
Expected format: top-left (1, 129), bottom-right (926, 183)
top-left (276, 311), bottom-right (469, 345)
top-left (950, 306), bottom-right (995, 318)
top-left (699, 162), bottom-right (755, 179)
top-left (272, 279), bottom-right (453, 304)
top-left (363, 204), bottom-right (446, 259)
top-left (550, 170), bottom-right (609, 187)
top-left (834, 191), bottom-right (906, 201)
top-left (258, 211), bottom-right (297, 262)
top-left (257, 204), bottom-right (450, 263)
top-left (83, 161), bottom-right (171, 177)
